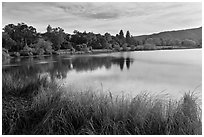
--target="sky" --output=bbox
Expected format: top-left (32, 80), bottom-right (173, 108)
top-left (2, 2), bottom-right (202, 36)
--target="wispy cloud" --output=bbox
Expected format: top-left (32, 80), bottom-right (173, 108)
top-left (2, 2), bottom-right (201, 35)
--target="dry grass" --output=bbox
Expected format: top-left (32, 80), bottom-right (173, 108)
top-left (2, 75), bottom-right (202, 135)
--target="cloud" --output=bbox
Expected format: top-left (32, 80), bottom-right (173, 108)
top-left (86, 12), bottom-right (120, 20)
top-left (55, 3), bottom-right (121, 20)
top-left (2, 2), bottom-right (202, 35)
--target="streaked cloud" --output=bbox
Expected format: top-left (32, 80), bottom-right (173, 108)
top-left (2, 2), bottom-right (202, 36)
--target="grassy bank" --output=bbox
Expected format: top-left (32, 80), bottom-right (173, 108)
top-left (2, 73), bottom-right (202, 135)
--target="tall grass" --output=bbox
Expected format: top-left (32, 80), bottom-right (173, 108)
top-left (2, 75), bottom-right (202, 135)
top-left (2, 71), bottom-right (48, 98)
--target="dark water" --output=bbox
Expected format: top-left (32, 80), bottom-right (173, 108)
top-left (2, 49), bottom-right (202, 98)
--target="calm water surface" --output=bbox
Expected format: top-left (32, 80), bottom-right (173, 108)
top-left (3, 49), bottom-right (202, 99)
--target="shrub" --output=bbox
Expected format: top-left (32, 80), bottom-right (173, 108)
top-left (143, 44), bottom-right (157, 50)
top-left (10, 52), bottom-right (20, 57)
top-left (2, 48), bottom-right (10, 59)
top-left (182, 39), bottom-right (197, 47)
top-left (113, 44), bottom-right (120, 51)
top-left (122, 43), bottom-right (128, 51)
top-left (23, 45), bottom-right (34, 52)
top-left (20, 51), bottom-right (33, 56)
top-left (136, 45), bottom-right (144, 50)
top-left (130, 45), bottom-right (136, 51)
top-left (32, 39), bottom-right (53, 55)
top-left (145, 38), bottom-right (154, 45)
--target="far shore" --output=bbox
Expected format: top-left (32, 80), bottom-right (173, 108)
top-left (5, 47), bottom-right (201, 59)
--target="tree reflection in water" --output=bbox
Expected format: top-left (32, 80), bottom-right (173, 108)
top-left (2, 55), bottom-right (134, 82)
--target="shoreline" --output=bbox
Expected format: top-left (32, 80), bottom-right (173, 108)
top-left (5, 47), bottom-right (201, 59)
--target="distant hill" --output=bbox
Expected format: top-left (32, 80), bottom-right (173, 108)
top-left (134, 27), bottom-right (202, 43)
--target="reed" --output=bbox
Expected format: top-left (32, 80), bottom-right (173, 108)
top-left (2, 76), bottom-right (202, 135)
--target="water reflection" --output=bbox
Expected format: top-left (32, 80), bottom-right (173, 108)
top-left (2, 49), bottom-right (202, 99)
top-left (112, 57), bottom-right (134, 71)
top-left (2, 55), bottom-right (134, 81)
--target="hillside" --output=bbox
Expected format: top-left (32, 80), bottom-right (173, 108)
top-left (134, 27), bottom-right (202, 43)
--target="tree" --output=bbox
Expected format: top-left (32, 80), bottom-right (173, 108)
top-left (70, 31), bottom-right (87, 47)
top-left (130, 45), bottom-right (136, 51)
top-left (32, 38), bottom-right (53, 55)
top-left (3, 23), bottom-right (38, 50)
top-left (61, 41), bottom-right (72, 49)
top-left (130, 36), bottom-right (137, 45)
top-left (153, 38), bottom-right (162, 46)
top-left (119, 30), bottom-right (124, 39)
top-left (104, 32), bottom-right (112, 43)
top-left (2, 32), bottom-right (17, 51)
top-left (160, 38), bottom-right (166, 46)
top-left (165, 39), bottom-right (171, 46)
top-left (181, 39), bottom-right (196, 47)
top-left (145, 38), bottom-right (155, 45)
top-left (85, 32), bottom-right (97, 47)
top-left (113, 43), bottom-right (120, 51)
top-left (171, 39), bottom-right (181, 46)
top-left (46, 25), bottom-right (52, 33)
top-left (99, 36), bottom-right (109, 49)
top-left (122, 43), bottom-right (128, 51)
top-left (117, 30), bottom-right (126, 45)
top-left (126, 30), bottom-right (131, 45)
top-left (198, 39), bottom-right (202, 48)
top-left (143, 43), bottom-right (156, 50)
top-left (43, 25), bottom-right (66, 50)
top-left (2, 47), bottom-right (10, 60)
top-left (16, 23), bottom-right (37, 45)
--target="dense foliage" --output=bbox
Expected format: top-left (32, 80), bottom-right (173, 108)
top-left (2, 23), bottom-right (137, 53)
top-left (2, 22), bottom-right (201, 56)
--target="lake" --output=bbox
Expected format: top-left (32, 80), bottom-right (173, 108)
top-left (2, 49), bottom-right (202, 99)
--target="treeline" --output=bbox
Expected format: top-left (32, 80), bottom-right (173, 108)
top-left (138, 37), bottom-right (201, 49)
top-left (2, 23), bottom-right (136, 56)
top-left (2, 22), bottom-right (202, 57)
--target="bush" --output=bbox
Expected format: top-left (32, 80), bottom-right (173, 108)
top-left (32, 39), bottom-right (53, 55)
top-left (81, 44), bottom-right (91, 53)
top-left (61, 41), bottom-right (72, 49)
top-left (75, 44), bottom-right (83, 51)
top-left (143, 44), bottom-right (157, 50)
top-left (122, 43), bottom-right (128, 51)
top-left (3, 48), bottom-right (8, 53)
top-left (145, 38), bottom-right (154, 45)
top-left (2, 49), bottom-right (10, 60)
top-left (19, 45), bottom-right (34, 56)
top-left (52, 51), bottom-right (60, 55)
top-left (36, 48), bottom-right (45, 55)
top-left (113, 44), bottom-right (120, 51)
top-left (70, 47), bottom-right (76, 53)
top-left (130, 45), bottom-right (136, 51)
top-left (10, 52), bottom-right (20, 57)
top-left (182, 39), bottom-right (197, 47)
top-left (23, 45), bottom-right (34, 52)
top-left (106, 43), bottom-right (112, 49)
top-left (20, 51), bottom-right (33, 56)
top-left (135, 45), bottom-right (144, 50)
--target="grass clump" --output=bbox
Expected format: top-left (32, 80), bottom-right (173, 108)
top-left (2, 76), bottom-right (202, 135)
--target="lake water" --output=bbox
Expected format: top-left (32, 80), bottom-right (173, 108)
top-left (2, 49), bottom-right (202, 99)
